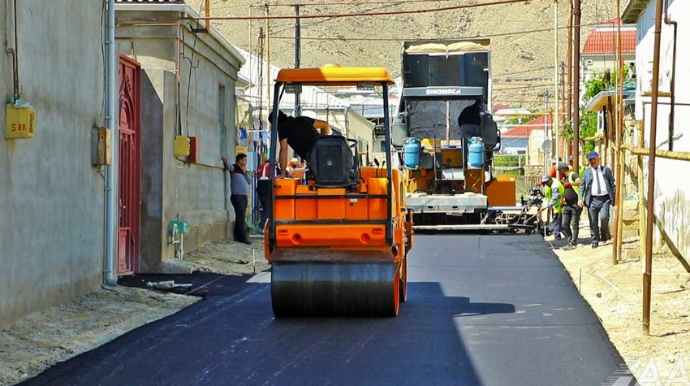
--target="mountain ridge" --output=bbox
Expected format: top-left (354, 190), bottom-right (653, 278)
top-left (193, 0), bottom-right (620, 110)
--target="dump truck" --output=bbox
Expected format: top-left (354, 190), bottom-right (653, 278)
top-left (387, 39), bottom-right (537, 232)
top-left (264, 66), bottom-right (413, 317)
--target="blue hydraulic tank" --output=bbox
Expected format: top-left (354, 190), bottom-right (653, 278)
top-left (467, 137), bottom-right (484, 169)
top-left (403, 137), bottom-right (421, 169)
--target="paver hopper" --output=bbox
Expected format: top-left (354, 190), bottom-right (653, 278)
top-left (264, 66), bottom-right (413, 317)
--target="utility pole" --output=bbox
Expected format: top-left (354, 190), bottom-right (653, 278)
top-left (294, 5), bottom-right (301, 117)
top-left (566, 0), bottom-right (573, 159)
top-left (265, 3), bottom-right (271, 117)
top-left (542, 88), bottom-right (552, 239)
top-left (643, 0), bottom-right (665, 336)
top-left (566, 0), bottom-right (573, 124)
top-left (205, 0), bottom-right (211, 29)
top-left (541, 89), bottom-right (551, 170)
top-left (553, 0), bottom-right (560, 179)
top-left (572, 0), bottom-right (581, 173)
top-left (560, 61), bottom-right (566, 120)
top-left (614, 0), bottom-right (628, 265)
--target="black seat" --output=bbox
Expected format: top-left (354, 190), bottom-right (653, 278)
top-left (309, 135), bottom-right (359, 188)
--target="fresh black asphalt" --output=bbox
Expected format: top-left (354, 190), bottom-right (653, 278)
top-left (20, 235), bottom-right (631, 386)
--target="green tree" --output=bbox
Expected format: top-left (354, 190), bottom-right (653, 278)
top-left (572, 66), bottom-right (629, 153)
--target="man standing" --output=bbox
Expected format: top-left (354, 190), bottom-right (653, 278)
top-left (457, 98), bottom-right (484, 127)
top-left (578, 151), bottom-right (616, 248)
top-left (256, 153), bottom-right (271, 232)
top-left (560, 163), bottom-right (583, 250)
top-left (539, 174), bottom-right (564, 239)
top-left (222, 153), bottom-right (252, 245)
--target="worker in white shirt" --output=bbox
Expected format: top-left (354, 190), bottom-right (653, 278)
top-left (578, 151), bottom-right (616, 248)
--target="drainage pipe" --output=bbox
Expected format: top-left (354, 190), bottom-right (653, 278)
top-left (5, 0), bottom-right (20, 99)
top-left (642, 0), bottom-right (664, 335)
top-left (104, 0), bottom-right (119, 286)
top-left (664, 0), bottom-right (677, 151)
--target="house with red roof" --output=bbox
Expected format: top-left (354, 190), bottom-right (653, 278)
top-left (581, 18), bottom-right (636, 82)
top-left (501, 115), bottom-right (552, 166)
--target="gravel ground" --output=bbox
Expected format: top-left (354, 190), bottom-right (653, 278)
top-left (0, 237), bottom-right (269, 386)
top-left (551, 204), bottom-right (690, 383)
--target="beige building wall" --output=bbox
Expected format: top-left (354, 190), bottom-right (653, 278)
top-left (116, 5), bottom-right (245, 272)
top-left (0, 0), bottom-right (106, 328)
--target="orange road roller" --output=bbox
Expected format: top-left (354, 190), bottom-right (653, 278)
top-left (264, 66), bottom-right (413, 317)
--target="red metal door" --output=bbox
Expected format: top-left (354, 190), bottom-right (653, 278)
top-left (118, 55), bottom-right (141, 275)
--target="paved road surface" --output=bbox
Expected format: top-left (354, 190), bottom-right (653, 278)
top-left (21, 235), bottom-right (629, 386)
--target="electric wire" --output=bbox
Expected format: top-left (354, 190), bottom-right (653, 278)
top-left (266, 21), bottom-right (603, 42)
top-left (177, 0), bottom-right (539, 21)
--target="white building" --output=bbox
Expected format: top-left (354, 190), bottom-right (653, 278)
top-left (232, 46), bottom-right (375, 160)
top-left (581, 18), bottom-right (637, 83)
top-left (623, 0), bottom-right (690, 260)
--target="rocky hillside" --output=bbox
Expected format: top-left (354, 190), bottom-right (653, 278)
top-left (192, 0), bottom-right (619, 110)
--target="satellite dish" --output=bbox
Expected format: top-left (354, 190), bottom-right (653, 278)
top-left (541, 140), bottom-right (552, 152)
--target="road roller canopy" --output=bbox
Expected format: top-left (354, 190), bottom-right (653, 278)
top-left (275, 65), bottom-right (395, 86)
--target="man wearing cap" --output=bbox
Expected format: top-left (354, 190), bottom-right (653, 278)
top-left (539, 174), bottom-right (565, 239)
top-left (560, 163), bottom-right (583, 250)
top-left (578, 151), bottom-right (616, 248)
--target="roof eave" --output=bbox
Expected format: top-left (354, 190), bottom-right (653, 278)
top-left (622, 0), bottom-right (651, 24)
top-left (115, 3), bottom-right (246, 66)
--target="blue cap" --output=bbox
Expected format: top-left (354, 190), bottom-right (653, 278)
top-left (587, 151), bottom-right (599, 159)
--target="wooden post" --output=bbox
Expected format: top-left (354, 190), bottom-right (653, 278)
top-left (637, 121), bottom-right (646, 267)
top-left (613, 5), bottom-right (626, 263)
top-left (205, 0), bottom-right (211, 29)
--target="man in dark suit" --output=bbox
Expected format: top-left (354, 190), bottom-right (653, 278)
top-left (578, 151), bottom-right (616, 248)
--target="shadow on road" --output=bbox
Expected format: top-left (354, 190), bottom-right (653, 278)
top-left (19, 279), bottom-right (510, 386)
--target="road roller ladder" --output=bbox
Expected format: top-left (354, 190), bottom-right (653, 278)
top-left (264, 66), bottom-right (414, 317)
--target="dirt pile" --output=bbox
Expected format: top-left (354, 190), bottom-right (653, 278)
top-left (0, 238), bottom-right (268, 386)
top-left (0, 288), bottom-right (198, 386)
top-left (174, 237), bottom-right (271, 275)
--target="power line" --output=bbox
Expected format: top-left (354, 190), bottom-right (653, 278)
top-left (174, 0), bottom-right (538, 21)
top-left (494, 67), bottom-right (554, 77)
top-left (248, 0), bottom-right (481, 7)
top-left (267, 21), bottom-right (604, 42)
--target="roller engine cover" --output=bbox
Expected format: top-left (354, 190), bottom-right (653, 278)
top-left (310, 135), bottom-right (358, 188)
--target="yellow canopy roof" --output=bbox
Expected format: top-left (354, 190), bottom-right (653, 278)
top-left (275, 65), bottom-right (395, 86)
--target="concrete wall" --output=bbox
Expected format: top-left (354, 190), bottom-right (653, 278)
top-left (527, 129), bottom-right (546, 166)
top-left (633, 0), bottom-right (690, 260)
top-left (0, 0), bottom-right (105, 327)
top-left (116, 11), bottom-right (243, 271)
